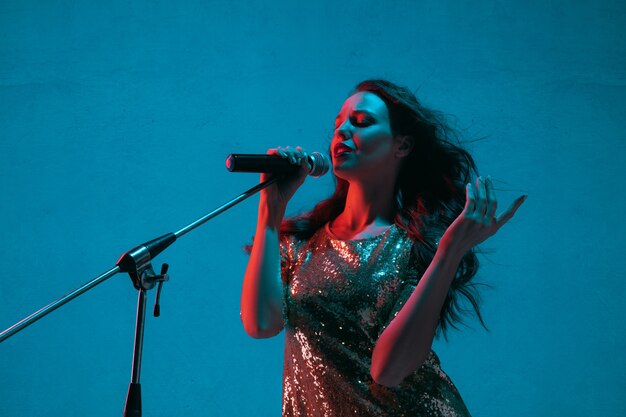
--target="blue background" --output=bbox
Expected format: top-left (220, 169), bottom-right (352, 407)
top-left (1, 1), bottom-right (625, 416)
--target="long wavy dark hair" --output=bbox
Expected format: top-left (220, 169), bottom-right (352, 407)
top-left (247, 79), bottom-right (490, 341)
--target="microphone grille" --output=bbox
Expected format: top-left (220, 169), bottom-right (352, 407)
top-left (308, 152), bottom-right (331, 177)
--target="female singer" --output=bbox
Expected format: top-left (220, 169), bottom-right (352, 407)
top-left (240, 79), bottom-right (526, 416)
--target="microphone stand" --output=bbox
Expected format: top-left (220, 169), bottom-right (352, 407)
top-left (0, 174), bottom-right (284, 416)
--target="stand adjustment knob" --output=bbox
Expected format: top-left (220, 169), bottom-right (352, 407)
top-left (153, 263), bottom-right (168, 317)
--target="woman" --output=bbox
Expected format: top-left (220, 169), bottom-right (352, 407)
top-left (241, 79), bottom-right (527, 416)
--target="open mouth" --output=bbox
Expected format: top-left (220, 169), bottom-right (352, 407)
top-left (333, 144), bottom-right (354, 157)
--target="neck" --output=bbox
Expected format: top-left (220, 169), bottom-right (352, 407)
top-left (335, 180), bottom-right (398, 231)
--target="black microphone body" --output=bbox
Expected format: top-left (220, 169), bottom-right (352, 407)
top-left (225, 152), bottom-right (330, 177)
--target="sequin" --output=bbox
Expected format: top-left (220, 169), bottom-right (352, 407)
top-left (278, 223), bottom-right (472, 417)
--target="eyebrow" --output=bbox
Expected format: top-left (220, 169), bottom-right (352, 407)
top-left (335, 109), bottom-right (375, 125)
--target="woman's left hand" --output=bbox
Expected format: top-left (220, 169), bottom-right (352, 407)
top-left (439, 175), bottom-right (527, 257)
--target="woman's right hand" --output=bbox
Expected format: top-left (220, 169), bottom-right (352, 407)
top-left (260, 145), bottom-right (311, 215)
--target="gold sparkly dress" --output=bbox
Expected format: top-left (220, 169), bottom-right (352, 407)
top-left (278, 222), bottom-right (472, 417)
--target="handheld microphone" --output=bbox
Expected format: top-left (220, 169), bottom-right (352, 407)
top-left (225, 152), bottom-right (331, 178)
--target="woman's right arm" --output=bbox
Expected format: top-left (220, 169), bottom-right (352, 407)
top-left (240, 146), bottom-right (310, 339)
top-left (240, 200), bottom-right (286, 338)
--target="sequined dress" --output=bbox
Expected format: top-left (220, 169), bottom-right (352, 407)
top-left (278, 222), bottom-right (472, 417)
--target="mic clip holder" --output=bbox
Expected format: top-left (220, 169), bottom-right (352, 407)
top-left (116, 233), bottom-right (175, 291)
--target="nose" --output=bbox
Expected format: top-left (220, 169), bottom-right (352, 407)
top-left (335, 119), bottom-right (352, 140)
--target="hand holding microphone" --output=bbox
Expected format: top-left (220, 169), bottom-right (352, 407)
top-left (225, 146), bottom-right (330, 219)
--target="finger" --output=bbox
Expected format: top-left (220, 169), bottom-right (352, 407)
top-left (283, 146), bottom-right (297, 164)
top-left (295, 146), bottom-right (308, 165)
top-left (485, 176), bottom-right (498, 225)
top-left (474, 176), bottom-right (487, 218)
top-left (273, 147), bottom-right (287, 158)
top-left (495, 195), bottom-right (527, 228)
top-left (300, 150), bottom-right (310, 167)
top-left (464, 182), bottom-right (475, 213)
top-left (295, 146), bottom-right (305, 164)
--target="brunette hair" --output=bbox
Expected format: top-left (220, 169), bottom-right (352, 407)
top-left (246, 79), bottom-right (490, 341)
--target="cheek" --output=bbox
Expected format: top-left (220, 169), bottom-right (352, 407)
top-left (358, 130), bottom-right (393, 159)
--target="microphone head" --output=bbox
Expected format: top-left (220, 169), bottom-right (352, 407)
top-left (308, 152), bottom-right (331, 177)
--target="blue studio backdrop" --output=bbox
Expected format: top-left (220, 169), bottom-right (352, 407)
top-left (1, 1), bottom-right (625, 416)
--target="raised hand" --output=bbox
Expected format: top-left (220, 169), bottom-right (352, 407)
top-left (439, 175), bottom-right (527, 257)
top-left (259, 145), bottom-right (312, 216)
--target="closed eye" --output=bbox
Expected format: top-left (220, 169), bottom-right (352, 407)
top-left (334, 112), bottom-right (375, 130)
top-left (351, 115), bottom-right (372, 126)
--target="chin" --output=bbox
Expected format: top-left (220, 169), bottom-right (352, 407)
top-left (333, 165), bottom-right (365, 182)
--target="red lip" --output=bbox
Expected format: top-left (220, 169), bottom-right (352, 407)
top-left (333, 143), bottom-right (354, 156)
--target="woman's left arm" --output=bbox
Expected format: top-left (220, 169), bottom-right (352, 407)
top-left (371, 175), bottom-right (527, 387)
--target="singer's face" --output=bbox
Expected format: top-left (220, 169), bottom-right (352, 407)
top-left (331, 92), bottom-right (399, 181)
